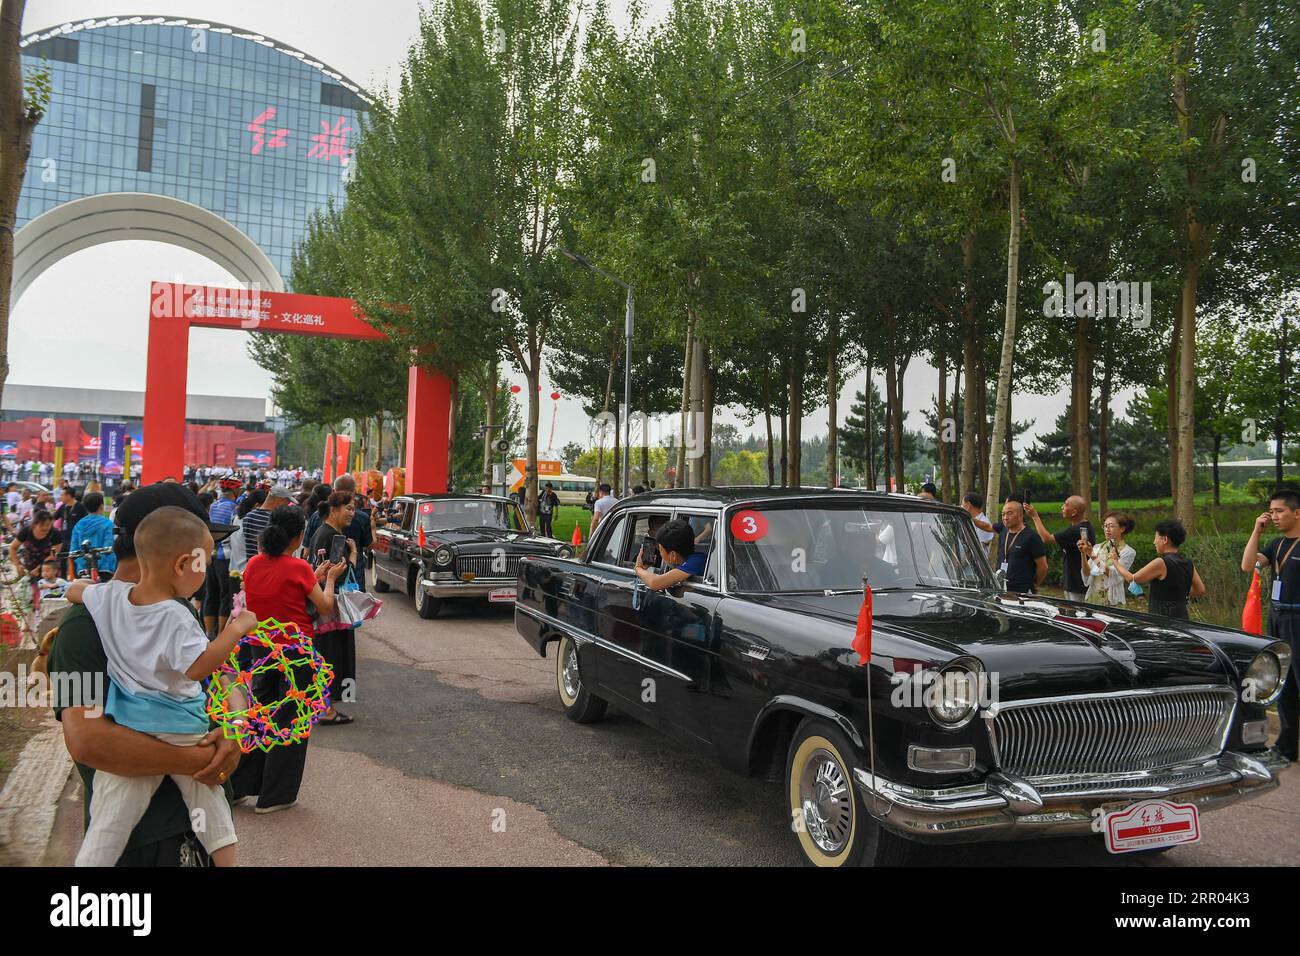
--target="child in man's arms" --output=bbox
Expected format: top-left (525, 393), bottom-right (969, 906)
top-left (66, 506), bottom-right (256, 867)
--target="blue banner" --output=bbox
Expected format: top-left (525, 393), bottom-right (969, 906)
top-left (98, 422), bottom-right (127, 476)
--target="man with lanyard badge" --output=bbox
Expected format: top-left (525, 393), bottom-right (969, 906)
top-left (992, 498), bottom-right (1047, 594)
top-left (1241, 489), bottom-right (1300, 761)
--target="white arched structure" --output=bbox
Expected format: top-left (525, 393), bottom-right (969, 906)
top-left (11, 192), bottom-right (285, 307)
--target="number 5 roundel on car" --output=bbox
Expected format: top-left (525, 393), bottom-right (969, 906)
top-left (730, 510), bottom-right (768, 542)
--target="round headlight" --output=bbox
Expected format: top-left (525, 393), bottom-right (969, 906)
top-left (558, 545), bottom-right (575, 559)
top-left (927, 667), bottom-right (979, 728)
top-left (1244, 643), bottom-right (1291, 705)
top-left (433, 547), bottom-right (453, 567)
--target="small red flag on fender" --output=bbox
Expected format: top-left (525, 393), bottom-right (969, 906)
top-left (853, 583), bottom-right (873, 665)
top-left (417, 526), bottom-right (426, 549)
top-left (1242, 569), bottom-right (1263, 635)
top-left (571, 523), bottom-right (582, 546)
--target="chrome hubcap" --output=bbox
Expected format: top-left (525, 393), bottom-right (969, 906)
top-left (799, 749), bottom-right (852, 854)
top-left (561, 643), bottom-right (580, 699)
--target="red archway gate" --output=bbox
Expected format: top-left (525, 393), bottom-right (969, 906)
top-left (144, 282), bottom-right (450, 491)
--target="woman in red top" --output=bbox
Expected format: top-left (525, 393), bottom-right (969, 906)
top-left (231, 505), bottom-right (345, 813)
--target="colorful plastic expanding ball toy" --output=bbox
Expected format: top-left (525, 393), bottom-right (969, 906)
top-left (205, 618), bottom-right (334, 753)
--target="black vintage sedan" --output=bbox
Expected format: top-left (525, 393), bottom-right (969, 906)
top-left (371, 493), bottom-right (575, 619)
top-left (514, 488), bottom-right (1291, 866)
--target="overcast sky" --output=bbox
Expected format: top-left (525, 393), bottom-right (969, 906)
top-left (16, 0), bottom-right (1082, 463)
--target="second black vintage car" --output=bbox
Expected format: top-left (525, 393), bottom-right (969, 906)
top-left (371, 493), bottom-right (575, 618)
top-left (514, 488), bottom-right (1291, 866)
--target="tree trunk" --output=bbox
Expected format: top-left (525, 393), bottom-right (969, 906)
top-left (827, 316), bottom-right (839, 488)
top-left (937, 346), bottom-right (949, 501)
top-left (689, 335), bottom-right (705, 487)
top-left (778, 386), bottom-right (788, 488)
top-left (985, 160), bottom-right (1021, 509)
top-left (884, 358), bottom-right (897, 492)
top-left (787, 355), bottom-right (803, 486)
top-left (893, 354), bottom-right (909, 493)
top-left (0, 0), bottom-right (39, 399)
top-left (763, 362), bottom-right (775, 485)
top-left (1166, 312), bottom-right (1181, 501)
top-left (701, 342), bottom-right (714, 487)
top-left (523, 364), bottom-right (540, 522)
top-left (864, 363), bottom-right (876, 488)
top-left (482, 362), bottom-right (497, 487)
top-left (1071, 307), bottom-right (1093, 503)
top-left (959, 232), bottom-right (978, 494)
top-left (595, 345), bottom-right (615, 487)
top-left (1175, 243), bottom-right (1200, 530)
top-left (1277, 313), bottom-right (1288, 487)
top-left (446, 377), bottom-right (459, 492)
top-left (976, 353), bottom-right (988, 494)
top-left (611, 403), bottom-right (620, 497)
top-left (1005, 388), bottom-right (1016, 491)
top-left (1099, 348), bottom-right (1111, 516)
top-left (1212, 434), bottom-right (1221, 505)
top-left (676, 283), bottom-right (696, 488)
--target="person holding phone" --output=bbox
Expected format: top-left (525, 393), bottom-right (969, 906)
top-left (1024, 494), bottom-right (1094, 602)
top-left (237, 505), bottom-right (346, 811)
top-left (308, 491), bottom-right (359, 725)
top-left (1240, 489), bottom-right (1300, 761)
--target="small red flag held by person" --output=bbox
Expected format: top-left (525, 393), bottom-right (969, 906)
top-left (852, 581), bottom-right (873, 665)
top-left (571, 523), bottom-right (583, 546)
top-left (1242, 569), bottom-right (1263, 635)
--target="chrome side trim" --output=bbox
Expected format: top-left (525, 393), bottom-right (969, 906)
top-left (514, 603), bottom-right (693, 683)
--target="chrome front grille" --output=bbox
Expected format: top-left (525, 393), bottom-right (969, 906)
top-left (455, 553), bottom-right (521, 581)
top-left (986, 686), bottom-right (1236, 779)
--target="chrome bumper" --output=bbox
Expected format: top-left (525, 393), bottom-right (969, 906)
top-left (852, 750), bottom-right (1289, 844)
top-left (420, 576), bottom-right (516, 599)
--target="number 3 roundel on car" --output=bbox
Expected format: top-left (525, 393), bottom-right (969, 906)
top-left (730, 510), bottom-right (768, 542)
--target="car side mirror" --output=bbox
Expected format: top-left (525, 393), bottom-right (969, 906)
top-left (994, 568), bottom-right (1007, 590)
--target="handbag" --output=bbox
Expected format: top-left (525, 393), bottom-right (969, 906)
top-left (316, 566), bottom-right (382, 632)
top-left (1128, 580), bottom-right (1143, 597)
top-left (336, 587), bottom-right (383, 629)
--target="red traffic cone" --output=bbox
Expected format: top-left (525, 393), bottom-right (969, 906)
top-left (1242, 569), bottom-right (1263, 635)
top-left (571, 523), bottom-right (583, 547)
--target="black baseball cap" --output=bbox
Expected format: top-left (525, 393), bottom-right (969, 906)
top-left (114, 482), bottom-right (237, 544)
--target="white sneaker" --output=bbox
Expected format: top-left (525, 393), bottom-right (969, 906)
top-left (254, 801), bottom-right (298, 814)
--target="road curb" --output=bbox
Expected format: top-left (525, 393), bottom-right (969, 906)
top-left (0, 718), bottom-right (72, 866)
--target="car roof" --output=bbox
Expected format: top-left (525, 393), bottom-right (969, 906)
top-left (397, 492), bottom-right (515, 503)
top-left (607, 486), bottom-right (964, 514)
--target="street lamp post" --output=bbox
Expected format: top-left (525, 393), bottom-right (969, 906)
top-left (560, 249), bottom-right (634, 496)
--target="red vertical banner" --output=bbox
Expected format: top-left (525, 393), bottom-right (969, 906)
top-left (323, 433), bottom-right (335, 485)
top-left (405, 365), bottom-right (451, 493)
top-left (335, 435), bottom-right (351, 481)
top-left (143, 299), bottom-right (190, 484)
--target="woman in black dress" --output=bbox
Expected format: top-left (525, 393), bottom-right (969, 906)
top-left (1114, 518), bottom-right (1206, 619)
top-left (309, 490), bottom-right (358, 724)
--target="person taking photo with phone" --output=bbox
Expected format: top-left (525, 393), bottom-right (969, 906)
top-left (1240, 489), bottom-right (1300, 761)
top-left (309, 491), bottom-right (359, 725)
top-left (1024, 494), bottom-right (1094, 602)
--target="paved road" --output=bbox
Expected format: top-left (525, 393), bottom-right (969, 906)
top-left (45, 584), bottom-right (1299, 866)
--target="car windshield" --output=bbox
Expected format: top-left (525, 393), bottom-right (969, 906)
top-left (415, 499), bottom-right (526, 532)
top-left (727, 504), bottom-right (993, 593)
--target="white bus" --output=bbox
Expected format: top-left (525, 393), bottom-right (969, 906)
top-left (549, 473), bottom-right (597, 506)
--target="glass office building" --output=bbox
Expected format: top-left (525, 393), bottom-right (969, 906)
top-left (18, 16), bottom-right (369, 280)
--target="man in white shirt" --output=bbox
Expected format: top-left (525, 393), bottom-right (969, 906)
top-left (591, 483), bottom-right (619, 530)
top-left (961, 491), bottom-right (996, 547)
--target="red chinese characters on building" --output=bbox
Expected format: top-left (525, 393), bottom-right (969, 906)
top-left (246, 108), bottom-right (354, 165)
top-left (247, 107), bottom-right (288, 155)
top-left (307, 117), bottom-right (354, 166)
